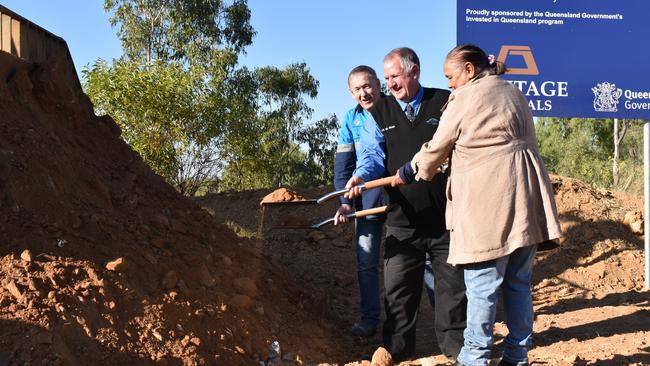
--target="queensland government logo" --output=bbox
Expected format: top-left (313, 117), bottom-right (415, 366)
top-left (591, 82), bottom-right (622, 112)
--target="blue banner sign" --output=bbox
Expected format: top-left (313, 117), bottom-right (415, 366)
top-left (458, 0), bottom-right (650, 118)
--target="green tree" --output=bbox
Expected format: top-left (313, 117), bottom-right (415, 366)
top-left (218, 63), bottom-right (337, 190)
top-left (84, 0), bottom-right (339, 195)
top-left (83, 59), bottom-right (226, 195)
top-left (104, 0), bottom-right (254, 65)
top-left (536, 117), bottom-right (645, 194)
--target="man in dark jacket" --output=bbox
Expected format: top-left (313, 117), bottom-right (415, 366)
top-left (346, 47), bottom-right (467, 361)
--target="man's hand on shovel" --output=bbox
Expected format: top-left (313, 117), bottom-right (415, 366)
top-left (334, 204), bottom-right (353, 225)
top-left (343, 175), bottom-right (364, 200)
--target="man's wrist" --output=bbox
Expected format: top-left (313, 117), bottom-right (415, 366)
top-left (399, 162), bottom-right (416, 184)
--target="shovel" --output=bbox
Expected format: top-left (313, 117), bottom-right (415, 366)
top-left (272, 205), bottom-right (389, 230)
top-left (260, 176), bottom-right (394, 206)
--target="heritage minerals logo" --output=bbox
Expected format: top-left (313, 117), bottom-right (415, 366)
top-left (497, 45), bottom-right (539, 75)
top-left (591, 82), bottom-right (622, 112)
top-left (499, 45), bottom-right (568, 111)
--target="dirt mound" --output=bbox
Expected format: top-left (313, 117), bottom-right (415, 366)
top-left (260, 188), bottom-right (307, 205)
top-left (0, 51), bottom-right (348, 364)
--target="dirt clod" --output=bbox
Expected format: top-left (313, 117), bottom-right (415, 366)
top-left (20, 249), bottom-right (33, 262)
top-left (370, 347), bottom-right (392, 366)
top-left (105, 257), bottom-right (128, 272)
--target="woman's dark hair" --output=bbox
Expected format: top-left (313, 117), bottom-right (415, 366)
top-left (446, 44), bottom-right (507, 75)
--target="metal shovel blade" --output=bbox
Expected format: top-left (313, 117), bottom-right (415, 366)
top-left (260, 199), bottom-right (318, 206)
top-left (261, 176), bottom-right (395, 207)
top-left (269, 205), bottom-right (389, 230)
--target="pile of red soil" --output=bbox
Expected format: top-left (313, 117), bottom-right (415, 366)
top-left (260, 188), bottom-right (307, 205)
top-left (0, 54), bottom-right (348, 364)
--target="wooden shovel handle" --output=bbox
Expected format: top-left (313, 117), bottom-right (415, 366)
top-left (362, 176), bottom-right (394, 190)
top-left (353, 206), bottom-right (389, 218)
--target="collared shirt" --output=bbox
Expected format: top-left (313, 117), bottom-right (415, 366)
top-left (335, 104), bottom-right (385, 209)
top-left (336, 105), bottom-right (371, 161)
top-left (354, 85), bottom-right (424, 181)
top-left (395, 85), bottom-right (424, 116)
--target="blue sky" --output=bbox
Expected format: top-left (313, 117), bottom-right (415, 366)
top-left (2, 0), bottom-right (457, 123)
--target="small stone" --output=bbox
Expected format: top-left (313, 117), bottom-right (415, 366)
top-left (334, 274), bottom-right (354, 287)
top-left (190, 337), bottom-right (201, 347)
top-left (253, 303), bottom-right (265, 316)
top-left (20, 249), bottom-right (33, 262)
top-left (370, 346), bottom-right (393, 366)
top-left (143, 253), bottom-right (158, 265)
top-left (307, 230), bottom-right (326, 242)
top-left (623, 211), bottom-right (635, 225)
top-left (197, 264), bottom-right (216, 288)
top-left (153, 214), bottom-right (170, 229)
top-left (152, 330), bottom-right (163, 341)
top-left (332, 240), bottom-right (348, 248)
top-left (0, 294), bottom-right (10, 307)
top-left (282, 352), bottom-right (294, 362)
top-left (4, 281), bottom-right (24, 302)
top-left (233, 277), bottom-right (257, 297)
top-left (181, 335), bottom-right (191, 347)
top-left (231, 294), bottom-right (252, 309)
top-left (222, 255), bottom-right (232, 266)
top-left (235, 345), bottom-right (246, 355)
top-left (177, 280), bottom-right (193, 297)
top-left (105, 257), bottom-right (128, 272)
top-left (162, 271), bottom-right (179, 290)
top-left (168, 291), bottom-right (179, 300)
top-left (630, 220), bottom-right (644, 235)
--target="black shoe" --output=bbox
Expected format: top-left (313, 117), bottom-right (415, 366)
top-left (351, 322), bottom-right (377, 337)
top-left (498, 359), bottom-right (528, 366)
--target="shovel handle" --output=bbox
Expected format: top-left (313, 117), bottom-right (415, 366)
top-left (316, 177), bottom-right (395, 204)
top-left (312, 205), bottom-right (390, 229)
top-left (360, 176), bottom-right (394, 190)
top-left (351, 205), bottom-right (389, 219)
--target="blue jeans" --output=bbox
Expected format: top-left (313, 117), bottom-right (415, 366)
top-left (355, 217), bottom-right (383, 327)
top-left (458, 245), bottom-right (537, 366)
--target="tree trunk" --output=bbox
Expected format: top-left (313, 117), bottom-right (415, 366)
top-left (613, 118), bottom-right (629, 187)
top-left (614, 119), bottom-right (620, 186)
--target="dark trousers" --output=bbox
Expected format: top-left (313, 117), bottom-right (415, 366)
top-left (382, 229), bottom-right (467, 359)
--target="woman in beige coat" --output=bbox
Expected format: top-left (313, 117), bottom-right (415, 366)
top-left (393, 44), bottom-right (562, 366)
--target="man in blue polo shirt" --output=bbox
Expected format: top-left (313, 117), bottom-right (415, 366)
top-left (333, 65), bottom-right (385, 337)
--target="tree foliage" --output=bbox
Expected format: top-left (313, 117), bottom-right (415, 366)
top-left (104, 0), bottom-right (254, 64)
top-left (218, 64), bottom-right (337, 190)
top-left (83, 59), bottom-right (227, 195)
top-left (536, 117), bottom-right (645, 194)
top-left (83, 0), bottom-right (338, 195)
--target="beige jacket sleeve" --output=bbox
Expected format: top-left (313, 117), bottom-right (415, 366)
top-left (411, 94), bottom-right (463, 181)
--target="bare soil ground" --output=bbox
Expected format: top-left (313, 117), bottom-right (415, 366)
top-left (198, 175), bottom-right (650, 366)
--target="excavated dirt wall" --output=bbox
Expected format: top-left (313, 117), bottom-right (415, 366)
top-left (0, 8), bottom-right (349, 366)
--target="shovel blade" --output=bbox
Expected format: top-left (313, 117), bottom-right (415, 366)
top-left (260, 199), bottom-right (318, 206)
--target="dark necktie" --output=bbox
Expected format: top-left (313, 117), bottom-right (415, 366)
top-left (405, 104), bottom-right (416, 122)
